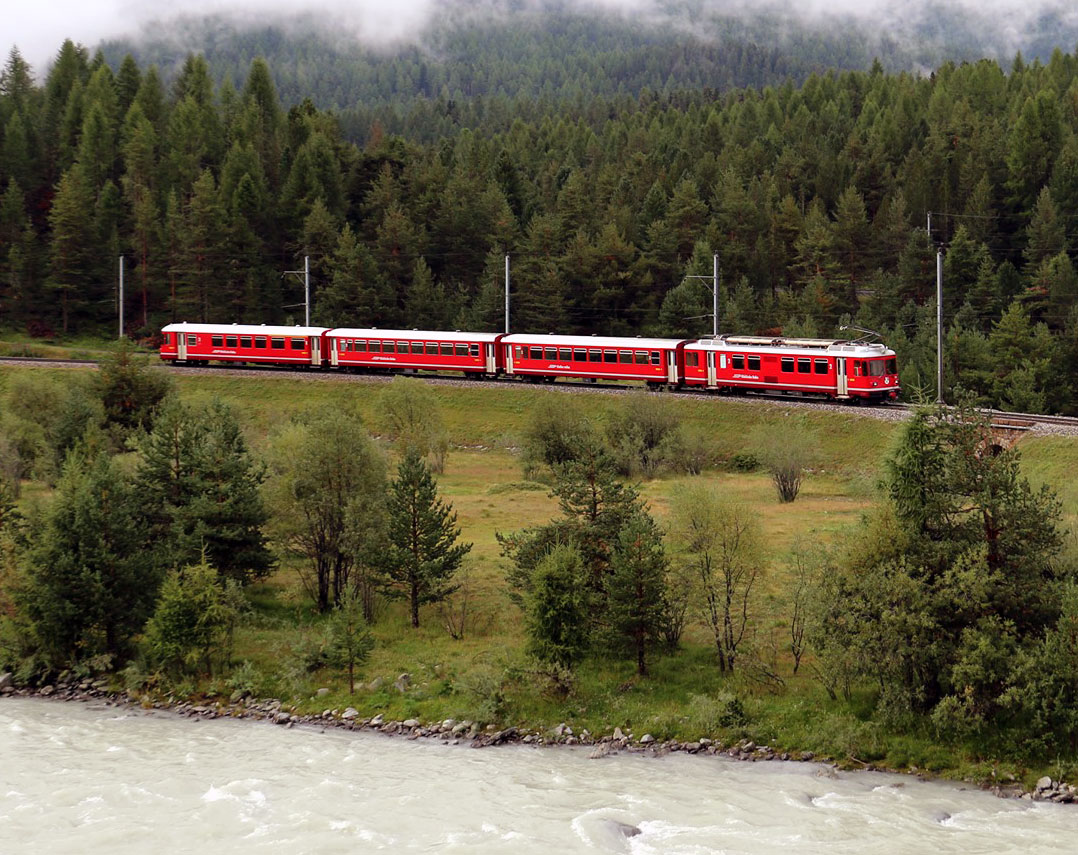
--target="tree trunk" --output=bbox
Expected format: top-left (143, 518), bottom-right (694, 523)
top-left (411, 578), bottom-right (420, 628)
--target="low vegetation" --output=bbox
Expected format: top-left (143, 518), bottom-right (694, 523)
top-left (2, 361), bottom-right (1078, 790)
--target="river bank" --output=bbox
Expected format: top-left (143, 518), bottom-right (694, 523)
top-left (3, 673), bottom-right (1074, 806)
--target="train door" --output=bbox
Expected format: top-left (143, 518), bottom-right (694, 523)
top-left (310, 336), bottom-right (321, 366)
top-left (836, 357), bottom-right (848, 398)
top-left (484, 343), bottom-right (497, 374)
top-left (329, 338), bottom-right (339, 368)
top-left (505, 344), bottom-right (515, 375)
top-left (706, 351), bottom-right (717, 388)
top-left (666, 350), bottom-right (678, 384)
top-left (177, 333), bottom-right (188, 362)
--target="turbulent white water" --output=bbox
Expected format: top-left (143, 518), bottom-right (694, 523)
top-left (1, 698), bottom-right (1076, 854)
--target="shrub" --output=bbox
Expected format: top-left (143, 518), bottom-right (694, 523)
top-left (687, 691), bottom-right (748, 733)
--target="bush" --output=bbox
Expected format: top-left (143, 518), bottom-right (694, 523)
top-left (727, 452), bottom-right (760, 472)
top-left (606, 393), bottom-right (683, 478)
top-left (520, 397), bottom-right (595, 479)
top-left (687, 691), bottom-right (748, 733)
top-left (753, 424), bottom-right (813, 503)
top-left (377, 377), bottom-right (450, 473)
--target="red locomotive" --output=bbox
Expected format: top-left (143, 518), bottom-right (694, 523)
top-left (160, 323), bottom-right (900, 402)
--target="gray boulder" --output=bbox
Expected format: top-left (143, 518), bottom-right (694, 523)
top-left (0, 672), bottom-right (13, 691)
top-left (394, 673), bottom-right (411, 693)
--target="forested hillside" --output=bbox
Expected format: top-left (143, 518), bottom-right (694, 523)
top-left (3, 39), bottom-right (1078, 410)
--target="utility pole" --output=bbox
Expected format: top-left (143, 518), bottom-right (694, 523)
top-left (936, 249), bottom-right (944, 404)
top-left (504, 254), bottom-right (510, 334)
top-left (282, 255), bottom-right (311, 325)
top-left (684, 255), bottom-right (720, 336)
top-left (118, 256), bottom-right (124, 340)
top-left (713, 254), bottom-right (719, 337)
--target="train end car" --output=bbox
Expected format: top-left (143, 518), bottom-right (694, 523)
top-left (501, 334), bottom-right (688, 386)
top-left (327, 329), bottom-right (504, 376)
top-left (682, 335), bottom-right (900, 401)
top-left (160, 322), bottom-right (330, 367)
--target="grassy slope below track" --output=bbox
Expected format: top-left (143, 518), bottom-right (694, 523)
top-left (5, 363), bottom-right (1078, 786)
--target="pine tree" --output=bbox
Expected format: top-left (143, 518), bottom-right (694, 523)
top-left (383, 450), bottom-right (471, 628)
top-left (326, 589), bottom-right (374, 694)
top-left (21, 451), bottom-right (157, 666)
top-left (524, 544), bottom-right (591, 671)
top-left (47, 164), bottom-right (95, 333)
top-left (605, 512), bottom-right (668, 677)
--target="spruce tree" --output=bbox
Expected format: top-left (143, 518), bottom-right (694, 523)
top-left (384, 450), bottom-right (471, 628)
top-left (605, 512), bottom-right (668, 677)
top-left (524, 544), bottom-right (591, 671)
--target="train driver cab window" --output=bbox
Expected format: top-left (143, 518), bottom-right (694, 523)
top-left (271, 337), bottom-right (285, 350)
top-left (780, 357), bottom-right (794, 373)
top-left (574, 349), bottom-right (586, 361)
top-left (867, 360), bottom-right (887, 376)
top-left (686, 352), bottom-right (699, 368)
top-left (814, 359), bottom-right (829, 374)
top-left (887, 358), bottom-right (897, 374)
top-left (854, 361), bottom-right (863, 376)
top-left (797, 358), bottom-right (811, 374)
top-left (291, 338), bottom-right (306, 350)
top-left (240, 337), bottom-right (252, 348)
top-left (212, 336), bottom-right (224, 347)
top-left (226, 336), bottom-right (238, 347)
top-left (747, 356), bottom-right (761, 370)
top-left (732, 355), bottom-right (744, 370)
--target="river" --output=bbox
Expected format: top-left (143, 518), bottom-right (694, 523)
top-left (1, 697), bottom-right (1075, 853)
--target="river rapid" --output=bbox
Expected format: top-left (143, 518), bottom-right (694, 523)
top-left (2, 697), bottom-right (1075, 854)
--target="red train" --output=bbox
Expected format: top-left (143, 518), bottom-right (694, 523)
top-left (160, 323), bottom-right (901, 402)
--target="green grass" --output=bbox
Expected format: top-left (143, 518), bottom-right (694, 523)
top-left (6, 361), bottom-right (1078, 788)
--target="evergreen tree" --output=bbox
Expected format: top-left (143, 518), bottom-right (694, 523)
top-left (383, 450), bottom-right (471, 628)
top-left (605, 512), bottom-right (668, 676)
top-left (325, 589), bottom-right (374, 694)
top-left (524, 544), bottom-right (591, 671)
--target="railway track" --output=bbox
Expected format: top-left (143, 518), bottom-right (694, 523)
top-left (4, 354), bottom-right (1078, 434)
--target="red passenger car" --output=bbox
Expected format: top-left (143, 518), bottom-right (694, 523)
top-left (501, 334), bottom-right (686, 386)
top-left (327, 329), bottom-right (504, 376)
top-left (682, 336), bottom-right (900, 401)
top-left (160, 323), bottom-right (330, 366)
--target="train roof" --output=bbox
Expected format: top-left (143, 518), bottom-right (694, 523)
top-left (501, 333), bottom-right (684, 350)
top-left (686, 335), bottom-right (895, 357)
top-left (329, 328), bottom-right (503, 343)
top-left (162, 322), bottom-right (330, 337)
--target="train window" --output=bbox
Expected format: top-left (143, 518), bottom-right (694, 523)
top-left (530, 347), bottom-right (542, 359)
top-left (732, 355), bottom-right (744, 369)
top-left (619, 351), bottom-right (632, 364)
top-left (814, 359), bottom-right (828, 374)
top-left (456, 344), bottom-right (468, 356)
top-left (853, 361), bottom-right (863, 376)
top-left (255, 337), bottom-right (266, 348)
top-left (589, 349), bottom-right (601, 362)
top-left (411, 342), bottom-right (423, 354)
top-left (369, 341), bottom-right (381, 353)
top-left (271, 337), bottom-right (285, 350)
top-left (425, 342), bottom-right (437, 354)
top-left (470, 344), bottom-right (480, 357)
top-left (291, 338), bottom-right (306, 350)
top-left (686, 352), bottom-right (699, 368)
top-left (797, 358), bottom-right (811, 374)
top-left (887, 358), bottom-right (897, 374)
top-left (240, 337), bottom-right (252, 348)
top-left (212, 335), bottom-right (224, 347)
top-left (574, 349), bottom-right (586, 361)
top-left (781, 357), bottom-right (794, 372)
top-left (748, 356), bottom-right (761, 370)
top-left (442, 343), bottom-right (454, 356)
top-left (651, 351), bottom-right (661, 366)
top-left (226, 336), bottom-right (238, 347)
top-left (559, 348), bottom-right (572, 361)
top-left (635, 351), bottom-right (648, 364)
top-left (514, 346), bottom-right (524, 358)
top-left (355, 341), bottom-right (367, 352)
top-left (604, 350), bottom-right (617, 363)
top-left (341, 340), bottom-right (350, 352)
top-left (544, 347), bottom-right (556, 360)
top-left (867, 360), bottom-right (887, 376)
